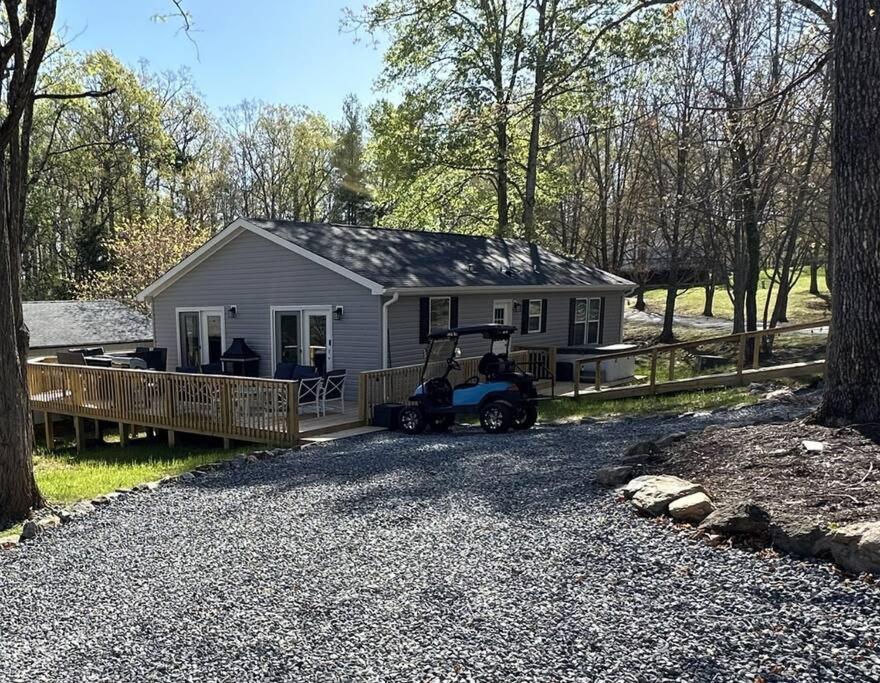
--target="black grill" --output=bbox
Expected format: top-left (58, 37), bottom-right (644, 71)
top-left (220, 338), bottom-right (260, 377)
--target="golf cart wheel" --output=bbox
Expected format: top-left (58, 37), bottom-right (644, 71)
top-left (428, 414), bottom-right (455, 433)
top-left (398, 406), bottom-right (426, 434)
top-left (512, 403), bottom-right (538, 430)
top-left (479, 400), bottom-right (513, 434)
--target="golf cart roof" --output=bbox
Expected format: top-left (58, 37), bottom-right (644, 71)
top-left (428, 324), bottom-right (517, 341)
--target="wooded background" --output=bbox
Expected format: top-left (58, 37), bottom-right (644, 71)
top-left (23, 0), bottom-right (831, 344)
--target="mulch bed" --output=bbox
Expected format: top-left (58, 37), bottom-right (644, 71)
top-left (651, 420), bottom-right (880, 526)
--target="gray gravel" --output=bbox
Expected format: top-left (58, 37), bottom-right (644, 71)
top-left (2, 398), bottom-right (879, 682)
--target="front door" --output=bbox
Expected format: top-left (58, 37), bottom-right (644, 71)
top-left (273, 308), bottom-right (333, 372)
top-left (491, 300), bottom-right (513, 353)
top-left (179, 309), bottom-right (225, 367)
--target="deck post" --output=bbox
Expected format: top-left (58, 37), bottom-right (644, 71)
top-left (287, 381), bottom-right (299, 447)
top-left (736, 334), bottom-right (747, 384)
top-left (74, 416), bottom-right (85, 452)
top-left (118, 422), bottom-right (128, 447)
top-left (668, 349), bottom-right (676, 381)
top-left (573, 360), bottom-right (581, 398)
top-left (649, 350), bottom-right (659, 395)
top-left (752, 332), bottom-right (762, 370)
top-left (594, 360), bottom-right (602, 391)
top-left (167, 429), bottom-right (176, 447)
top-left (223, 437), bottom-right (231, 450)
top-left (43, 412), bottom-right (54, 450)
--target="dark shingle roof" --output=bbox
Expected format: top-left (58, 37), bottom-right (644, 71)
top-left (247, 219), bottom-right (633, 290)
top-left (24, 300), bottom-right (153, 350)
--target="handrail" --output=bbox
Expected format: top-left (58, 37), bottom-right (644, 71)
top-left (572, 318), bottom-right (829, 397)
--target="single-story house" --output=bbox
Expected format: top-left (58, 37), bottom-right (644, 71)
top-left (24, 299), bottom-right (153, 358)
top-left (137, 218), bottom-right (635, 397)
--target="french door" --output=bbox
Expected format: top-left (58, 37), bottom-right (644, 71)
top-left (178, 309), bottom-right (225, 368)
top-left (273, 307), bottom-right (333, 373)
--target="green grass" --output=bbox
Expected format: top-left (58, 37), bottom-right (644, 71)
top-left (640, 269), bottom-right (831, 325)
top-left (32, 435), bottom-right (243, 506)
top-left (539, 386), bottom-right (760, 423)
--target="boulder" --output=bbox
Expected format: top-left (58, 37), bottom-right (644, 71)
top-left (92, 492), bottom-right (122, 506)
top-left (624, 441), bottom-right (658, 457)
top-left (19, 520), bottom-right (38, 541)
top-left (177, 471), bottom-right (195, 482)
top-left (36, 515), bottom-right (61, 530)
top-left (668, 492), bottom-right (715, 523)
top-left (626, 475), bottom-right (706, 516)
top-left (620, 452), bottom-right (665, 466)
top-left (764, 388), bottom-right (796, 403)
top-left (770, 517), bottom-right (827, 557)
top-left (595, 465), bottom-right (638, 487)
top-left (815, 522), bottom-right (880, 575)
top-left (801, 440), bottom-right (825, 453)
top-left (655, 432), bottom-right (688, 449)
top-left (69, 501), bottom-right (95, 517)
top-left (698, 501), bottom-right (770, 536)
top-left (0, 535), bottom-right (19, 549)
top-left (133, 481), bottom-right (160, 493)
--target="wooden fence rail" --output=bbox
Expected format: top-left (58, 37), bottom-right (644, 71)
top-left (28, 362), bottom-right (300, 447)
top-left (571, 319), bottom-right (830, 398)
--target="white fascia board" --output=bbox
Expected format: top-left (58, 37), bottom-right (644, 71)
top-left (136, 217), bottom-right (386, 302)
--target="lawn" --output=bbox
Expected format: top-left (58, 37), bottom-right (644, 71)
top-left (640, 269), bottom-right (831, 325)
top-left (539, 386), bottom-right (761, 423)
top-left (32, 435), bottom-right (243, 505)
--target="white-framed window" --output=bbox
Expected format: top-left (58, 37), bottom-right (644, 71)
top-left (492, 300), bottom-right (512, 326)
top-left (573, 298), bottom-right (602, 344)
top-left (176, 308), bottom-right (226, 369)
top-left (429, 297), bottom-right (451, 333)
top-left (528, 299), bottom-right (543, 333)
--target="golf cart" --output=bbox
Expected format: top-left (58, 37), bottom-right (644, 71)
top-left (397, 324), bottom-right (546, 435)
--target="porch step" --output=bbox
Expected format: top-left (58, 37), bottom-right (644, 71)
top-left (301, 425), bottom-right (386, 445)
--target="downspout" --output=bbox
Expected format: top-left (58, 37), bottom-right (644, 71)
top-left (381, 292), bottom-right (399, 369)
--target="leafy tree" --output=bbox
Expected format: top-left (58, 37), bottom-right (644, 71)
top-left (330, 94), bottom-right (374, 225)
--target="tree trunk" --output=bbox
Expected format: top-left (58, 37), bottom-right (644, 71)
top-left (495, 115), bottom-right (510, 237)
top-left (809, 257), bottom-right (820, 295)
top-left (634, 288), bottom-right (646, 311)
top-left (819, 0), bottom-right (880, 423)
top-left (702, 283), bottom-right (715, 317)
top-left (659, 287), bottom-right (677, 343)
top-left (521, 0), bottom-right (548, 241)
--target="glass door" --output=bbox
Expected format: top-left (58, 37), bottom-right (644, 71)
top-left (274, 310), bottom-right (301, 364)
top-left (179, 311), bottom-right (201, 368)
top-left (203, 312), bottom-right (224, 363)
top-left (305, 311), bottom-right (331, 374)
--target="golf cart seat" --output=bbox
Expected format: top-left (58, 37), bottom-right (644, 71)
top-left (478, 352), bottom-right (517, 380)
top-left (424, 377), bottom-right (453, 406)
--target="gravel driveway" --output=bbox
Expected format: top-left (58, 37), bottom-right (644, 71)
top-left (2, 401), bottom-right (879, 682)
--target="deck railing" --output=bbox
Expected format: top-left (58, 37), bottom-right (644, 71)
top-left (28, 362), bottom-right (300, 446)
top-left (357, 350), bottom-right (530, 421)
top-left (570, 319), bottom-right (830, 398)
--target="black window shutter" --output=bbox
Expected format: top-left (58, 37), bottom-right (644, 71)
top-left (520, 299), bottom-right (530, 334)
top-left (450, 297), bottom-right (459, 329)
top-left (540, 299), bottom-right (548, 333)
top-left (419, 297), bottom-right (430, 343)
top-left (568, 298), bottom-right (577, 345)
top-left (598, 297), bottom-right (607, 344)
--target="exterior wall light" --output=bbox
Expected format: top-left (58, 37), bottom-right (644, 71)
top-left (334, 306), bottom-right (344, 321)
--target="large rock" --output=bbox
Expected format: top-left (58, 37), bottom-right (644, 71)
top-left (19, 520), bottom-right (39, 541)
top-left (0, 535), bottom-right (19, 549)
top-left (595, 465), bottom-right (638, 487)
top-left (624, 441), bottom-right (658, 457)
top-left (815, 522), bottom-right (880, 575)
top-left (764, 388), bottom-right (796, 403)
top-left (655, 432), bottom-right (688, 449)
top-left (698, 501), bottom-right (770, 536)
top-left (770, 517), bottom-right (827, 557)
top-left (668, 492), bottom-right (715, 523)
top-left (626, 475), bottom-right (706, 516)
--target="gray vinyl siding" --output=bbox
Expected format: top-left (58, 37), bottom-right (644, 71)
top-left (385, 291), bottom-right (626, 368)
top-left (151, 230), bottom-right (381, 399)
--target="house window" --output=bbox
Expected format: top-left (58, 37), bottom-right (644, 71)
top-left (429, 297), bottom-right (451, 333)
top-left (573, 298), bottom-right (602, 344)
top-left (528, 300), bottom-right (543, 333)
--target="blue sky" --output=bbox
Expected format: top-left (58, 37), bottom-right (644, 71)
top-left (55, 0), bottom-right (387, 119)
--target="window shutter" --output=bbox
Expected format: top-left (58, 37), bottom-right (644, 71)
top-left (568, 298), bottom-right (577, 345)
top-left (450, 297), bottom-right (459, 329)
top-left (540, 299), bottom-right (548, 333)
top-left (419, 297), bottom-right (430, 343)
top-left (520, 299), bottom-right (530, 334)
top-left (598, 297), bottom-right (607, 344)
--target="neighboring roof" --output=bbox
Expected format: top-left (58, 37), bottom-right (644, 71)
top-left (24, 300), bottom-right (153, 350)
top-left (137, 217), bottom-right (634, 300)
top-left (248, 219), bottom-right (634, 290)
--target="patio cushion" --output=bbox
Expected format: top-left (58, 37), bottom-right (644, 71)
top-left (292, 365), bottom-right (319, 379)
top-left (274, 362), bottom-right (297, 380)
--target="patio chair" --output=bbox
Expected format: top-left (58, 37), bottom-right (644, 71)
top-left (321, 369), bottom-right (347, 415)
top-left (69, 347), bottom-right (104, 357)
top-left (292, 365), bottom-right (319, 380)
top-left (273, 362), bottom-right (297, 380)
top-left (84, 356), bottom-right (112, 368)
top-left (297, 376), bottom-right (323, 416)
top-left (201, 362), bottom-right (223, 375)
